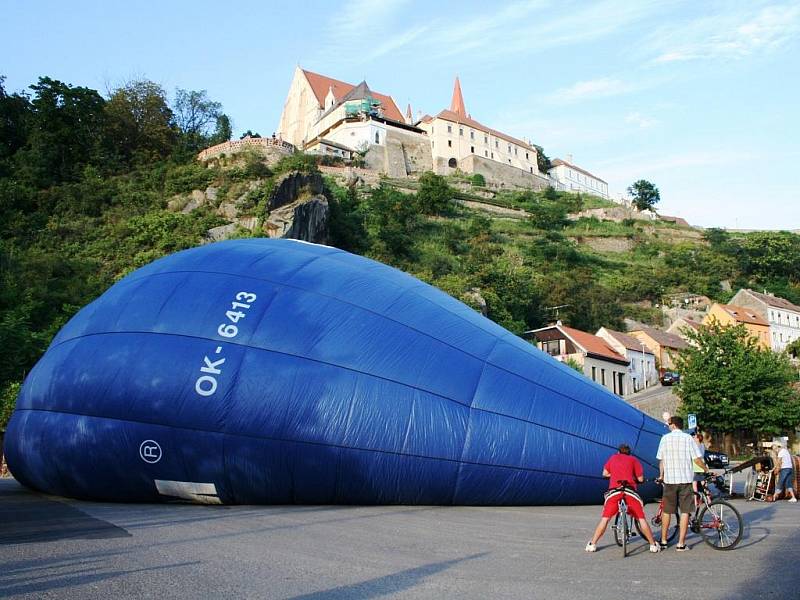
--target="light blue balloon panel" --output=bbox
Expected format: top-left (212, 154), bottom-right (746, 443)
top-left (4, 239), bottom-right (665, 505)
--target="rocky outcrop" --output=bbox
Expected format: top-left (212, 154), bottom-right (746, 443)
top-left (269, 171), bottom-right (324, 210)
top-left (264, 195), bottom-right (328, 244)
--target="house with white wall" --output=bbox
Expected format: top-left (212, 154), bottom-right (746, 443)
top-left (417, 78), bottom-right (549, 189)
top-left (524, 323), bottom-right (631, 396)
top-left (596, 327), bottom-right (657, 393)
top-left (729, 289), bottom-right (800, 351)
top-left (547, 155), bottom-right (609, 198)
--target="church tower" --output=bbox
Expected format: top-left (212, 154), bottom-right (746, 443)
top-left (450, 77), bottom-right (466, 118)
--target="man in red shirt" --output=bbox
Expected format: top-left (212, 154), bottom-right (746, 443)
top-left (585, 444), bottom-right (660, 553)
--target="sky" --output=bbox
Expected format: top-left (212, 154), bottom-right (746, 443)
top-left (2, 0), bottom-right (799, 229)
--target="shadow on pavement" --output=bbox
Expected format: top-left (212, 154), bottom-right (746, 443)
top-left (286, 553), bottom-right (488, 599)
top-left (0, 559), bottom-right (201, 597)
top-left (0, 481), bottom-right (131, 544)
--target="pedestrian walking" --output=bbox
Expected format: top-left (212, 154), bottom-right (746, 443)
top-left (773, 443), bottom-right (798, 503)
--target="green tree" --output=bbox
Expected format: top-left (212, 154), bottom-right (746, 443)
top-left (415, 171), bottom-right (453, 215)
top-left (0, 76), bottom-right (31, 174)
top-left (675, 321), bottom-right (800, 449)
top-left (628, 179), bottom-right (660, 212)
top-left (528, 199), bottom-right (569, 230)
top-left (533, 144), bottom-right (552, 174)
top-left (741, 231), bottom-right (800, 281)
top-left (173, 88), bottom-right (227, 152)
top-left (211, 114), bottom-right (233, 145)
top-left (105, 79), bottom-right (176, 164)
top-left (14, 77), bottom-right (108, 185)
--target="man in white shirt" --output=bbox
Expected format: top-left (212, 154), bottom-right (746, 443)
top-left (773, 444), bottom-right (797, 502)
top-left (656, 416), bottom-right (710, 551)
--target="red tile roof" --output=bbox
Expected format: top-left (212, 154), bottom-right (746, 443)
top-left (631, 327), bottom-right (689, 350)
top-left (550, 158), bottom-right (607, 184)
top-left (675, 318), bottom-right (702, 331)
top-left (433, 109), bottom-right (534, 150)
top-left (719, 304), bottom-right (769, 326)
top-left (302, 69), bottom-right (404, 122)
top-left (560, 325), bottom-right (629, 364)
top-left (743, 289), bottom-right (800, 313)
top-left (659, 214), bottom-right (690, 227)
top-left (450, 77), bottom-right (466, 117)
top-left (602, 328), bottom-right (654, 354)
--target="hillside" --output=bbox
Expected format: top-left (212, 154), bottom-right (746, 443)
top-left (2, 76), bottom-right (800, 426)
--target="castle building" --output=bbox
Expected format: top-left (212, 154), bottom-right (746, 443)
top-left (417, 78), bottom-right (548, 189)
top-left (548, 155), bottom-right (609, 198)
top-left (277, 67), bottom-right (431, 177)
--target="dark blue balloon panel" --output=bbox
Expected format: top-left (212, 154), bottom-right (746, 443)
top-left (4, 239), bottom-right (666, 504)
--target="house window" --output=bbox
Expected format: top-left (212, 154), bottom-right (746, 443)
top-left (592, 366), bottom-right (596, 381)
top-left (447, 125), bottom-right (452, 133)
top-left (484, 136), bottom-right (488, 143)
top-left (470, 146), bottom-right (474, 153)
top-left (448, 158), bottom-right (457, 168)
top-left (448, 140), bottom-right (452, 147)
top-left (485, 150), bottom-right (488, 157)
top-left (491, 152), bottom-right (494, 158)
top-left (526, 152), bottom-right (529, 159)
top-left (432, 141), bottom-right (434, 148)
top-left (507, 144), bottom-right (511, 153)
top-left (495, 140), bottom-right (499, 148)
top-left (514, 148), bottom-right (518, 155)
top-left (431, 126), bottom-right (434, 133)
top-left (459, 127), bottom-right (463, 136)
top-left (618, 372), bottom-right (624, 395)
top-left (375, 132), bottom-right (380, 144)
top-left (470, 131), bottom-right (474, 140)
top-left (508, 159), bottom-right (511, 164)
top-left (613, 372), bottom-right (618, 394)
top-left (601, 369), bottom-right (606, 385)
top-left (530, 167), bottom-right (533, 173)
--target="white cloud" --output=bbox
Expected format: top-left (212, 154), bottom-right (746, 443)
top-left (625, 112), bottom-right (658, 129)
top-left (652, 3), bottom-right (800, 63)
top-left (318, 0), bottom-right (663, 67)
top-left (548, 78), bottom-right (635, 103)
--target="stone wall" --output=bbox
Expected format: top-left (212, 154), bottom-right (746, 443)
top-left (197, 137), bottom-right (295, 162)
top-left (365, 128), bottom-right (433, 177)
top-left (441, 154), bottom-right (550, 191)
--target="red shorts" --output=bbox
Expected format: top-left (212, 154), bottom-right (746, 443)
top-left (602, 489), bottom-right (645, 519)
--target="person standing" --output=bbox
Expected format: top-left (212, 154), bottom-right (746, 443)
top-left (585, 443), bottom-right (660, 553)
top-left (656, 416), bottom-right (710, 551)
top-left (773, 443), bottom-right (798, 503)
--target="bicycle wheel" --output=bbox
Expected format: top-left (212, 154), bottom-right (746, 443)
top-left (650, 508), bottom-right (680, 543)
top-left (622, 513), bottom-right (629, 557)
top-left (699, 500), bottom-right (743, 550)
top-left (613, 514), bottom-right (624, 546)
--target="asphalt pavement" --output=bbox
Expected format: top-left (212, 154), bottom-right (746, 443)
top-left (1, 477), bottom-right (797, 600)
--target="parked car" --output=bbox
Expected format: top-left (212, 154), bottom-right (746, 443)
top-left (660, 371), bottom-right (681, 386)
top-left (704, 449), bottom-right (729, 469)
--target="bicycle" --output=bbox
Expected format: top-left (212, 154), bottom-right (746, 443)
top-left (608, 480), bottom-right (645, 557)
top-left (650, 473), bottom-right (743, 550)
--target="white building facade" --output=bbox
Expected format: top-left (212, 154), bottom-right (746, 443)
top-left (548, 156), bottom-right (609, 198)
top-left (417, 78), bottom-right (542, 178)
top-left (596, 327), bottom-right (658, 393)
top-left (729, 289), bottom-right (800, 352)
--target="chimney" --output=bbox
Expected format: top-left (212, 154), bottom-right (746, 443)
top-left (566, 153), bottom-right (574, 164)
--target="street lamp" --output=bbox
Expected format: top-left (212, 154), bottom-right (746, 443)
top-left (641, 340), bottom-right (648, 390)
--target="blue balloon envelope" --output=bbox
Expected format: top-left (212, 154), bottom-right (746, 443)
top-left (4, 239), bottom-right (665, 504)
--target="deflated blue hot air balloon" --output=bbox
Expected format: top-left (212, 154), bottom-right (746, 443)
top-left (4, 238), bottom-right (665, 505)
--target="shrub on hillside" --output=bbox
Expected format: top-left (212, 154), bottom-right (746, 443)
top-left (415, 171), bottom-right (454, 215)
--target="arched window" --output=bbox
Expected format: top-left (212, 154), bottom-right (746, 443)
top-left (448, 158), bottom-right (457, 168)
top-left (375, 132), bottom-right (380, 144)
